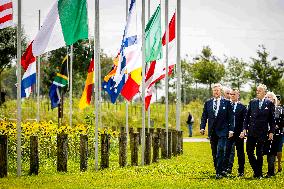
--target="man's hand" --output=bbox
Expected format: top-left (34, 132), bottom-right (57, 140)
top-left (239, 130), bottom-right (246, 139)
top-left (200, 129), bottom-right (205, 135)
top-left (228, 132), bottom-right (234, 138)
top-left (268, 133), bottom-right (273, 140)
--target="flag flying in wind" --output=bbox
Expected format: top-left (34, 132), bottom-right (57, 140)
top-left (49, 55), bottom-right (68, 109)
top-left (121, 4), bottom-right (162, 101)
top-left (79, 59), bottom-right (94, 110)
top-left (0, 0), bottom-right (13, 29)
top-left (103, 0), bottom-right (141, 103)
top-left (21, 42), bottom-right (36, 98)
top-left (145, 12), bottom-right (176, 110)
top-left (21, 0), bottom-right (89, 67)
top-left (145, 4), bottom-right (162, 63)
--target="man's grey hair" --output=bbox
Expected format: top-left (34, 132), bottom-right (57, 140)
top-left (257, 84), bottom-right (267, 92)
top-left (212, 83), bottom-right (222, 89)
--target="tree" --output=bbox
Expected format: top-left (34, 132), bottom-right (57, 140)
top-left (249, 45), bottom-right (284, 92)
top-left (190, 46), bottom-right (225, 95)
top-left (181, 59), bottom-right (192, 104)
top-left (42, 40), bottom-right (113, 97)
top-left (0, 27), bottom-right (27, 92)
top-left (224, 57), bottom-right (249, 90)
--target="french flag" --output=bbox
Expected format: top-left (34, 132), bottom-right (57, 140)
top-left (21, 42), bottom-right (36, 98)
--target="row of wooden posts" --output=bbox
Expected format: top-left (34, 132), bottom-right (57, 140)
top-left (0, 127), bottom-right (183, 178)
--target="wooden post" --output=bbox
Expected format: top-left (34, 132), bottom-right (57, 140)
top-left (29, 135), bottom-right (39, 175)
top-left (172, 130), bottom-right (178, 156)
top-left (100, 133), bottom-right (110, 169)
top-left (168, 130), bottom-right (172, 159)
top-left (131, 132), bottom-right (139, 166)
top-left (137, 128), bottom-right (142, 145)
top-left (177, 131), bottom-right (183, 155)
top-left (80, 134), bottom-right (88, 171)
top-left (57, 133), bottom-right (68, 172)
top-left (144, 131), bottom-right (151, 165)
top-left (161, 129), bottom-right (167, 159)
top-left (180, 131), bottom-right (183, 154)
top-left (119, 131), bottom-right (127, 167)
top-left (152, 132), bottom-right (159, 163)
top-left (0, 135), bottom-right (8, 178)
top-left (156, 128), bottom-right (161, 147)
top-left (129, 127), bottom-right (134, 152)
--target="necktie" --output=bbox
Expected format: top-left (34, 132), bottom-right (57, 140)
top-left (213, 100), bottom-right (217, 115)
top-left (259, 100), bottom-right (263, 109)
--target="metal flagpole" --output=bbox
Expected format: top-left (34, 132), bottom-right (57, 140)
top-left (165, 0), bottom-right (169, 157)
top-left (69, 45), bottom-right (73, 127)
top-left (125, 0), bottom-right (129, 138)
top-left (16, 0), bottom-right (22, 176)
top-left (176, 0), bottom-right (181, 131)
top-left (36, 10), bottom-right (41, 122)
top-left (94, 0), bottom-right (100, 171)
top-left (147, 0), bottom-right (150, 130)
top-left (141, 0), bottom-right (146, 166)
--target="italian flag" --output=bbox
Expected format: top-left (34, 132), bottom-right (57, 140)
top-left (22, 0), bottom-right (89, 68)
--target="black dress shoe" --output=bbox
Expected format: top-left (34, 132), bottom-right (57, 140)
top-left (221, 171), bottom-right (228, 177)
top-left (216, 174), bottom-right (223, 179)
top-left (226, 169), bottom-right (232, 174)
top-left (238, 172), bottom-right (244, 177)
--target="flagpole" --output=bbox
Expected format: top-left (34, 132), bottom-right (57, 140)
top-left (147, 0), bottom-right (150, 130)
top-left (36, 9), bottom-right (41, 122)
top-left (125, 0), bottom-right (129, 137)
top-left (141, 0), bottom-right (146, 166)
top-left (165, 0), bottom-right (169, 157)
top-left (69, 45), bottom-right (73, 127)
top-left (16, 0), bottom-right (22, 177)
top-left (176, 0), bottom-right (181, 131)
top-left (94, 0), bottom-right (100, 171)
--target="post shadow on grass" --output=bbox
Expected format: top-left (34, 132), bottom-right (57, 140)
top-left (0, 135), bottom-right (8, 178)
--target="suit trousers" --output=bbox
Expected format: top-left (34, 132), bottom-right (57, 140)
top-left (210, 132), bottom-right (227, 175)
top-left (246, 136), bottom-right (264, 177)
top-left (224, 137), bottom-right (245, 174)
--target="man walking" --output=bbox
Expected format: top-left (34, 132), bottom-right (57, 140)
top-left (223, 88), bottom-right (247, 176)
top-left (200, 83), bottom-right (234, 179)
top-left (240, 84), bottom-right (275, 178)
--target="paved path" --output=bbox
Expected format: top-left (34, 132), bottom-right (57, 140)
top-left (183, 137), bottom-right (209, 142)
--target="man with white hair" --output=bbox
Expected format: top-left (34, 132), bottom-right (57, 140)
top-left (200, 83), bottom-right (234, 179)
top-left (240, 84), bottom-right (275, 178)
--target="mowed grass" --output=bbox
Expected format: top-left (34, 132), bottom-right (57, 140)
top-left (1, 142), bottom-right (283, 189)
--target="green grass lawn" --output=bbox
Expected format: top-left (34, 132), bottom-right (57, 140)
top-left (1, 142), bottom-right (283, 189)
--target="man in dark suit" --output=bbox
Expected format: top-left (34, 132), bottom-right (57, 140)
top-left (200, 83), bottom-right (234, 179)
top-left (240, 84), bottom-right (275, 178)
top-left (223, 88), bottom-right (247, 176)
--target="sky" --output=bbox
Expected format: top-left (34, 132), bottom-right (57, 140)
top-left (11, 0), bottom-right (284, 63)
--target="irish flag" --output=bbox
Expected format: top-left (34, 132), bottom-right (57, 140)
top-left (22, 0), bottom-right (89, 68)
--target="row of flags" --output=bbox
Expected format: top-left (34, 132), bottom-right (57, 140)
top-left (2, 0), bottom-right (176, 112)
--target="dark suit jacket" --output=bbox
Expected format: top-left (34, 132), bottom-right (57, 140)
top-left (243, 98), bottom-right (275, 139)
top-left (232, 102), bottom-right (247, 137)
top-left (200, 98), bottom-right (234, 137)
